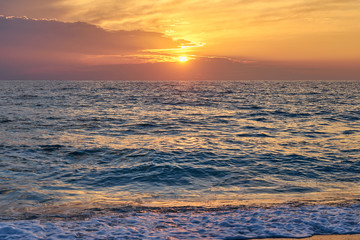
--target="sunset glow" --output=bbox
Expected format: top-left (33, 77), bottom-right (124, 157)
top-left (0, 0), bottom-right (360, 80)
top-left (1, 1), bottom-right (360, 239)
top-left (178, 56), bottom-right (188, 62)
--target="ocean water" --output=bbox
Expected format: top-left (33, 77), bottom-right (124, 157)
top-left (0, 80), bottom-right (359, 239)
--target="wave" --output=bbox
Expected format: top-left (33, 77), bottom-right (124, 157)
top-left (0, 204), bottom-right (359, 239)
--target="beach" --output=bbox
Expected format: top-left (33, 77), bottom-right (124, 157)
top-left (260, 235), bottom-right (360, 240)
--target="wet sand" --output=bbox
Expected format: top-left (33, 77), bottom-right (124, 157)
top-left (259, 234), bottom-right (360, 240)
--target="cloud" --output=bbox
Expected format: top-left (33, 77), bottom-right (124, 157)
top-left (0, 16), bottom-right (202, 79)
top-left (1, 16), bottom-right (359, 81)
top-left (0, 16), bottom-right (185, 55)
top-left (4, 1), bottom-right (358, 30)
top-left (1, 54), bottom-right (359, 81)
top-left (0, 0), bottom-right (68, 19)
top-left (0, 16), bottom-right (195, 76)
top-left (1, 0), bottom-right (359, 63)
top-left (249, 0), bottom-right (360, 25)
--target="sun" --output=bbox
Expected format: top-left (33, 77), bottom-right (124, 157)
top-left (178, 56), bottom-right (188, 62)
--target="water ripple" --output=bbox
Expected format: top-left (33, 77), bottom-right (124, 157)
top-left (0, 80), bottom-right (359, 214)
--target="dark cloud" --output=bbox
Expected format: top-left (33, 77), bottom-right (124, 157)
top-left (0, 16), bottom-right (193, 78)
top-left (0, 16), bottom-right (184, 54)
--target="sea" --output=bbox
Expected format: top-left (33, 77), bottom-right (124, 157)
top-left (0, 80), bottom-right (359, 239)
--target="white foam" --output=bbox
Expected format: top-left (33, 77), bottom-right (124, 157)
top-left (0, 205), bottom-right (359, 240)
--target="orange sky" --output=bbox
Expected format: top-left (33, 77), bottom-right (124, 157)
top-left (0, 0), bottom-right (359, 80)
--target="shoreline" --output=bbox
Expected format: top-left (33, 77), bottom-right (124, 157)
top-left (259, 235), bottom-right (360, 240)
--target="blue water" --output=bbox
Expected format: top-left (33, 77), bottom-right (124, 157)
top-left (0, 80), bottom-right (359, 239)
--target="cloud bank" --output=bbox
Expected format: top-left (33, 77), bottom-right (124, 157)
top-left (1, 16), bottom-right (359, 80)
top-left (0, 16), bottom-right (185, 54)
top-left (1, 1), bottom-right (360, 63)
top-left (0, 16), bottom-right (192, 76)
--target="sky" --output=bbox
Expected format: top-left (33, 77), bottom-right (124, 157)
top-left (1, 0), bottom-right (359, 80)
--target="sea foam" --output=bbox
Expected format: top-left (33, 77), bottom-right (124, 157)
top-left (1, 205), bottom-right (359, 240)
